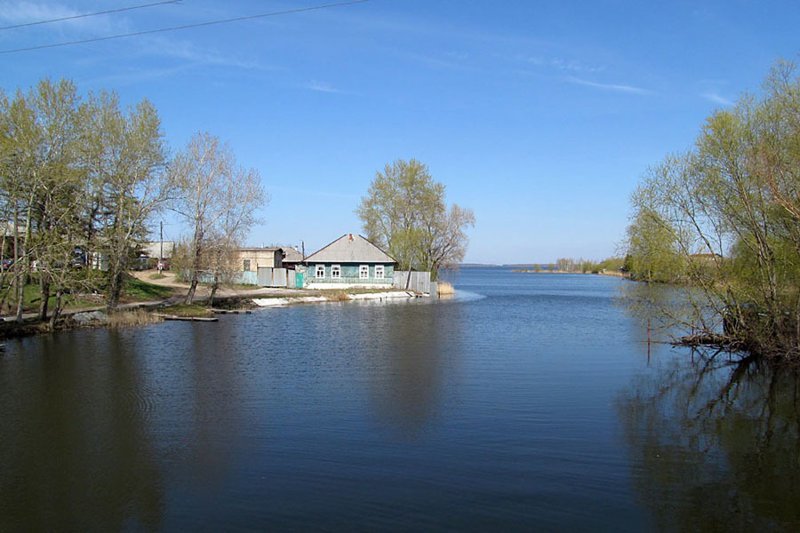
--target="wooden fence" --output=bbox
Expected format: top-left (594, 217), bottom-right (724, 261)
top-left (392, 271), bottom-right (432, 294)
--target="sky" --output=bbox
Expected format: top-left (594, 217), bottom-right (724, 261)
top-left (2, 0), bottom-right (800, 264)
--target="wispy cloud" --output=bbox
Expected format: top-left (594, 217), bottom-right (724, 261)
top-left (81, 64), bottom-right (197, 87)
top-left (701, 91), bottom-right (734, 106)
top-left (141, 36), bottom-right (269, 71)
top-left (0, 1), bottom-right (77, 24)
top-left (522, 55), bottom-right (605, 74)
top-left (0, 1), bottom-right (124, 34)
top-left (566, 76), bottom-right (652, 95)
top-left (303, 80), bottom-right (342, 93)
top-left (396, 50), bottom-right (471, 71)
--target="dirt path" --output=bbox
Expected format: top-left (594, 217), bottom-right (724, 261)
top-left (130, 270), bottom-right (312, 298)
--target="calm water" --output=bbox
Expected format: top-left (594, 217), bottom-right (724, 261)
top-left (1, 268), bottom-right (798, 530)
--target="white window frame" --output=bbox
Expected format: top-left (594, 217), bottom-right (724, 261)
top-left (331, 264), bottom-right (341, 279)
top-left (359, 264), bottom-right (369, 279)
top-left (243, 259), bottom-right (251, 272)
top-left (316, 264), bottom-right (325, 278)
top-left (375, 265), bottom-right (385, 279)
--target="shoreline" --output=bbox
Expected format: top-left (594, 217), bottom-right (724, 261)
top-left (511, 269), bottom-right (630, 278)
top-left (252, 290), bottom-right (421, 307)
top-left (0, 288), bottom-right (430, 341)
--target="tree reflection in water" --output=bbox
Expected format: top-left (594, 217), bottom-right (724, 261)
top-left (618, 348), bottom-right (800, 530)
top-left (368, 302), bottom-right (449, 438)
top-left (0, 330), bottom-right (164, 530)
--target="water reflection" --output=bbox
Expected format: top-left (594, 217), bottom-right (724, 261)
top-left (1, 270), bottom-right (672, 529)
top-left (618, 349), bottom-right (800, 530)
top-left (0, 331), bottom-right (164, 530)
top-left (180, 319), bottom-right (246, 486)
top-left (365, 303), bottom-right (453, 438)
top-left (619, 281), bottom-right (725, 345)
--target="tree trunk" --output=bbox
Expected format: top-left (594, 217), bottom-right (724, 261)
top-left (14, 203), bottom-right (24, 323)
top-left (50, 290), bottom-right (63, 329)
top-left (208, 273), bottom-right (219, 308)
top-left (186, 276), bottom-right (199, 304)
top-left (107, 261), bottom-right (124, 311)
top-left (185, 231), bottom-right (203, 304)
top-left (14, 268), bottom-right (24, 322)
top-left (38, 274), bottom-right (50, 321)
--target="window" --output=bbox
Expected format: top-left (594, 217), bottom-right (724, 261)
top-left (359, 265), bottom-right (369, 279)
top-left (243, 259), bottom-right (251, 271)
top-left (375, 265), bottom-right (385, 279)
top-left (331, 265), bottom-right (341, 279)
top-left (316, 265), bottom-right (325, 278)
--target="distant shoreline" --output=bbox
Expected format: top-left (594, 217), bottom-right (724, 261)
top-left (511, 269), bottom-right (629, 278)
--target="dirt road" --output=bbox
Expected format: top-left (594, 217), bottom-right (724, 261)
top-left (129, 270), bottom-right (311, 298)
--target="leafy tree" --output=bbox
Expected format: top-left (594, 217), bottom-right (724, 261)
top-left (625, 206), bottom-right (685, 283)
top-left (625, 61), bottom-right (800, 359)
top-left (357, 159), bottom-right (474, 278)
top-left (81, 91), bottom-right (170, 310)
top-left (0, 78), bottom-right (171, 322)
top-left (1, 79), bottom-right (86, 321)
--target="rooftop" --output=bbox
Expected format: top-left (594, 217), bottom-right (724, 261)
top-left (304, 234), bottom-right (396, 264)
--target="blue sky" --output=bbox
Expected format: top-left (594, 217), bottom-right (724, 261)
top-left (2, 0), bottom-right (799, 263)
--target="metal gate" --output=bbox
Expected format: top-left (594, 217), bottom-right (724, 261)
top-left (257, 267), bottom-right (272, 286)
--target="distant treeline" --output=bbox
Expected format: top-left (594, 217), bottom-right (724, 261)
top-left (554, 257), bottom-right (625, 274)
top-left (508, 257), bottom-right (625, 273)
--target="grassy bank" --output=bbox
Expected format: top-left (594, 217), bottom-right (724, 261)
top-left (159, 304), bottom-right (215, 318)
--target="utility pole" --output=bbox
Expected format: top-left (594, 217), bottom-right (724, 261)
top-left (159, 221), bottom-right (164, 272)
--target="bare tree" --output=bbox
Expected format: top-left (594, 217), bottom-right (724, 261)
top-left (207, 165), bottom-right (265, 306)
top-left (170, 132), bottom-right (266, 304)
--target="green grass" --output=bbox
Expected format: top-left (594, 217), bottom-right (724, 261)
top-left (121, 275), bottom-right (174, 301)
top-left (2, 283), bottom-right (102, 313)
top-left (161, 303), bottom-right (214, 318)
top-left (227, 283), bottom-right (260, 290)
top-left (1, 273), bottom-right (173, 316)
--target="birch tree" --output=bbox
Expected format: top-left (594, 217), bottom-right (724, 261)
top-left (170, 132), bottom-right (265, 304)
top-left (81, 92), bottom-right (170, 310)
top-left (0, 80), bottom-right (85, 321)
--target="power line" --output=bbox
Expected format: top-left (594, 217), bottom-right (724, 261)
top-left (0, 0), bottom-right (371, 55)
top-left (0, 0), bottom-right (181, 31)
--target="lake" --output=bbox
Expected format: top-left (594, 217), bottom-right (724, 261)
top-left (1, 268), bottom-right (798, 530)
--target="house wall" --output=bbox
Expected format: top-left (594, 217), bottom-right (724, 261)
top-left (197, 270), bottom-right (259, 285)
top-left (304, 262), bottom-right (395, 288)
top-left (237, 249), bottom-right (282, 271)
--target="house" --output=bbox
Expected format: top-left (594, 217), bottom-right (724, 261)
top-left (236, 247), bottom-right (284, 273)
top-left (134, 241), bottom-right (175, 269)
top-left (280, 246), bottom-right (304, 270)
top-left (302, 233), bottom-right (397, 289)
top-left (140, 241), bottom-right (175, 261)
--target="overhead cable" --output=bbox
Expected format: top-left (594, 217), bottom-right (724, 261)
top-left (0, 0), bottom-right (371, 55)
top-left (0, 0), bottom-right (181, 31)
